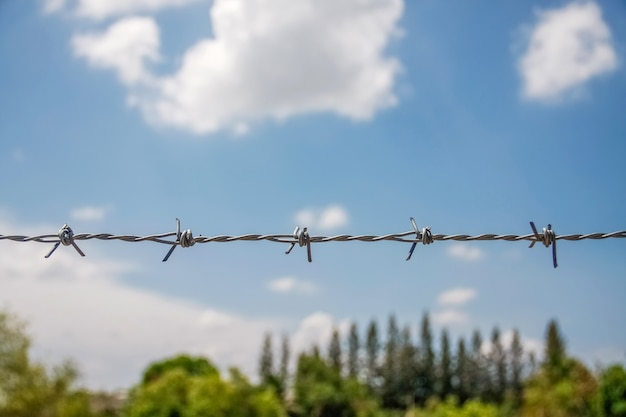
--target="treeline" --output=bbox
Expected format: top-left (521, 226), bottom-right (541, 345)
top-left (259, 313), bottom-right (534, 410)
top-left (1, 308), bottom-right (626, 417)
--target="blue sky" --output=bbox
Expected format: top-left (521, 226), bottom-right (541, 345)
top-left (1, 0), bottom-right (625, 390)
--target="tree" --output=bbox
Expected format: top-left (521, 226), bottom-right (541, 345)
top-left (397, 325), bottom-right (418, 408)
top-left (347, 322), bottom-right (360, 380)
top-left (259, 332), bottom-right (277, 387)
top-left (127, 357), bottom-right (285, 417)
top-left (521, 320), bottom-right (598, 417)
top-left (597, 364), bottom-right (626, 417)
top-left (381, 314), bottom-right (400, 408)
top-left (454, 338), bottom-right (470, 404)
top-left (0, 310), bottom-right (90, 417)
top-left (469, 328), bottom-right (486, 401)
top-left (365, 320), bottom-right (379, 391)
top-left (416, 312), bottom-right (435, 405)
top-left (437, 329), bottom-right (453, 400)
top-left (292, 352), bottom-right (380, 417)
top-left (328, 328), bottom-right (343, 373)
top-left (279, 334), bottom-right (290, 397)
top-left (488, 327), bottom-right (506, 403)
top-left (142, 354), bottom-right (217, 384)
top-left (509, 329), bottom-right (524, 405)
top-left (544, 319), bottom-right (567, 381)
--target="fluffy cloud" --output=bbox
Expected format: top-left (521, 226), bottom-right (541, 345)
top-left (267, 277), bottom-right (317, 294)
top-left (437, 287), bottom-right (478, 307)
top-left (432, 309), bottom-right (469, 326)
top-left (72, 17), bottom-right (160, 85)
top-left (294, 205), bottom-right (349, 231)
top-left (290, 311), bottom-right (350, 355)
top-left (46, 0), bottom-right (200, 19)
top-left (70, 205), bottom-right (113, 222)
top-left (71, 0), bottom-right (403, 134)
top-left (446, 244), bottom-right (484, 261)
top-left (518, 1), bottom-right (617, 101)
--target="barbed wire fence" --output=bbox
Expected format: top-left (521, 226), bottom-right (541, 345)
top-left (1, 218), bottom-right (625, 268)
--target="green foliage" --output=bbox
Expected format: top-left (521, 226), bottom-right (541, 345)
top-left (127, 359), bottom-right (285, 417)
top-left (348, 323), bottom-right (360, 379)
top-left (0, 310), bottom-right (91, 417)
top-left (293, 352), bottom-right (382, 417)
top-left (141, 354), bottom-right (218, 385)
top-left (597, 364), bottom-right (626, 417)
top-left (328, 328), bottom-right (343, 372)
top-left (413, 397), bottom-right (499, 417)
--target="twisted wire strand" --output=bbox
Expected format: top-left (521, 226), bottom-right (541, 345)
top-left (1, 230), bottom-right (625, 246)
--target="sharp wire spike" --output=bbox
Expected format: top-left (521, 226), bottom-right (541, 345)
top-left (285, 226), bottom-right (312, 262)
top-left (44, 224), bottom-right (84, 258)
top-left (162, 218), bottom-right (181, 262)
top-left (529, 221), bottom-right (558, 268)
top-left (406, 217), bottom-right (420, 261)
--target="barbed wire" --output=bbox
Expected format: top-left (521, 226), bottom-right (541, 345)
top-left (0, 218), bottom-right (624, 268)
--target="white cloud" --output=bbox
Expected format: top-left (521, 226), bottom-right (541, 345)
top-left (72, 17), bottom-right (160, 85)
top-left (43, 0), bottom-right (67, 14)
top-left (11, 149), bottom-right (24, 162)
top-left (294, 205), bottom-right (349, 231)
top-left (518, 1), bottom-right (617, 101)
top-left (267, 277), bottom-right (317, 294)
top-left (432, 309), bottom-right (469, 326)
top-left (481, 329), bottom-right (542, 357)
top-left (71, 0), bottom-right (403, 134)
top-left (447, 244), bottom-right (484, 261)
top-left (437, 287), bottom-right (478, 306)
top-left (70, 205), bottom-right (113, 222)
top-left (290, 311), bottom-right (350, 355)
top-left (74, 0), bottom-right (200, 20)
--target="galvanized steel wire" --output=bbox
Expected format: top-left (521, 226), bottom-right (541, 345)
top-left (1, 218), bottom-right (624, 268)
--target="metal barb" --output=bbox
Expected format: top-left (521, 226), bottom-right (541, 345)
top-left (162, 218), bottom-right (194, 262)
top-left (285, 226), bottom-right (312, 262)
top-left (529, 221), bottom-right (558, 268)
top-left (44, 224), bottom-right (85, 258)
top-left (406, 217), bottom-right (433, 261)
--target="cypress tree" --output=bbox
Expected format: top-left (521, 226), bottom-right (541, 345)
top-left (489, 327), bottom-right (506, 403)
top-left (509, 328), bottom-right (524, 405)
top-left (455, 337), bottom-right (469, 403)
top-left (416, 312), bottom-right (435, 404)
top-left (365, 319), bottom-right (380, 390)
top-left (347, 321), bottom-right (360, 379)
top-left (544, 319), bottom-right (566, 380)
top-left (279, 334), bottom-right (290, 396)
top-left (438, 328), bottom-right (453, 400)
top-left (381, 314), bottom-right (401, 408)
top-left (470, 328), bottom-right (486, 400)
top-left (328, 328), bottom-right (342, 373)
top-left (397, 325), bottom-right (417, 408)
top-left (259, 332), bottom-right (275, 386)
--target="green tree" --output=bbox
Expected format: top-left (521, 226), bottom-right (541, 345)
top-left (347, 322), bottom-right (360, 380)
top-left (597, 364), bottom-right (626, 417)
top-left (328, 328), bottom-right (343, 373)
top-left (259, 333), bottom-right (279, 388)
top-left (509, 328), bottom-right (524, 405)
top-left (127, 357), bottom-right (285, 417)
top-left (0, 310), bottom-right (90, 417)
top-left (365, 320), bottom-right (379, 391)
top-left (397, 325), bottom-right (418, 409)
top-left (279, 334), bottom-right (290, 398)
top-left (488, 327), bottom-right (506, 403)
top-left (437, 329), bottom-right (453, 400)
top-left (142, 354), bottom-right (218, 384)
top-left (454, 337), bottom-right (469, 404)
top-left (469, 329), bottom-right (486, 401)
top-left (293, 352), bottom-right (382, 417)
top-left (381, 314), bottom-right (400, 408)
top-left (521, 321), bottom-right (597, 417)
top-left (416, 312), bottom-right (435, 405)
